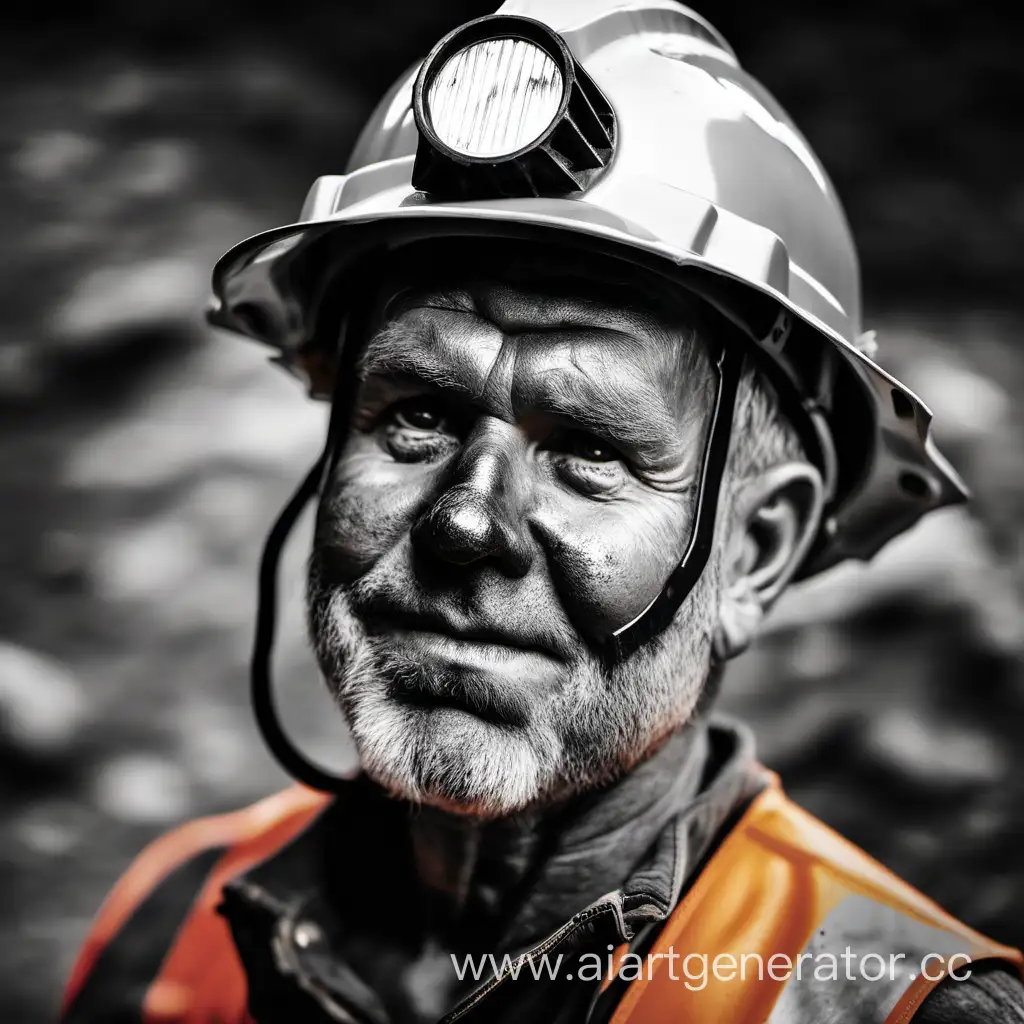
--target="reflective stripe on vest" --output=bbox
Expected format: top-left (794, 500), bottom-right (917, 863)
top-left (609, 781), bottom-right (1022, 1024)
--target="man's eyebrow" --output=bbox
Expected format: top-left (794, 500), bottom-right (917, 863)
top-left (356, 320), bottom-right (475, 395)
top-left (522, 365), bottom-right (687, 465)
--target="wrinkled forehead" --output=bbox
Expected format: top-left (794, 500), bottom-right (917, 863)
top-left (360, 286), bottom-right (714, 403)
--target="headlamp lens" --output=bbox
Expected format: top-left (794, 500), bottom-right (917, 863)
top-left (428, 38), bottom-right (563, 158)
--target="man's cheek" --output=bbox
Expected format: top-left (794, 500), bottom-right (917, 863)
top-left (319, 456), bottom-right (429, 576)
top-left (535, 502), bottom-right (685, 641)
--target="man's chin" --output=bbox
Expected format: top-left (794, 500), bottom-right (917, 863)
top-left (342, 686), bottom-right (560, 818)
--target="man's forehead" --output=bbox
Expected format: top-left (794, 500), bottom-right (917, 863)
top-left (360, 278), bottom-right (703, 388)
top-left (356, 243), bottom-right (716, 390)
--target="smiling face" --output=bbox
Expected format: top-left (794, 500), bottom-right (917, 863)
top-left (308, 258), bottom-right (727, 816)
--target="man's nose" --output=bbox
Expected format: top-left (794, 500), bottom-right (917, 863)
top-left (411, 423), bottom-right (534, 576)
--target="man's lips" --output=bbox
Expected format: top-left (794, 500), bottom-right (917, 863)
top-left (362, 604), bottom-right (564, 662)
top-left (341, 595), bottom-right (568, 726)
top-left (388, 662), bottom-right (530, 728)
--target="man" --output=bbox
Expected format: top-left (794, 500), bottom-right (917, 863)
top-left (62, 2), bottom-right (1023, 1022)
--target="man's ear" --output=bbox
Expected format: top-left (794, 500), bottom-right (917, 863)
top-left (713, 462), bottom-right (825, 661)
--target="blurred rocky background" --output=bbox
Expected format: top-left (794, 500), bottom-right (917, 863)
top-left (2, 1), bottom-right (1021, 1019)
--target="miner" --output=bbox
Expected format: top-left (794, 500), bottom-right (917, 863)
top-left (63, 2), bottom-right (1024, 1022)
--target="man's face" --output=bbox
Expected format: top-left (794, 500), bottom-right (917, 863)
top-left (308, 269), bottom-right (722, 816)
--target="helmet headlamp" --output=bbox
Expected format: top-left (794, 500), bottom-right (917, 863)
top-left (412, 15), bottom-right (616, 199)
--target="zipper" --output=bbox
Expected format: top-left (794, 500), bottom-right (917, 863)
top-left (439, 895), bottom-right (627, 1023)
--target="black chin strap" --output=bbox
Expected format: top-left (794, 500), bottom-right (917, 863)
top-left (251, 448), bottom-right (350, 792)
top-left (251, 330), bottom-right (360, 795)
top-left (603, 340), bottom-right (742, 662)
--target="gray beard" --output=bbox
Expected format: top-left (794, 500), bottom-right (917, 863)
top-left (306, 552), bottom-right (719, 818)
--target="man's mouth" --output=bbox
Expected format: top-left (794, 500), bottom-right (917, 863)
top-left (362, 604), bottom-right (562, 662)
top-left (353, 602), bottom-right (563, 728)
top-left (388, 663), bottom-right (529, 728)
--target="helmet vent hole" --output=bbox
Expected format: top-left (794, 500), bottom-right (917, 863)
top-left (898, 470), bottom-right (933, 501)
top-left (891, 389), bottom-right (915, 421)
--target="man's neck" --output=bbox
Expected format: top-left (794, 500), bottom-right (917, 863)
top-left (402, 721), bottom-right (711, 954)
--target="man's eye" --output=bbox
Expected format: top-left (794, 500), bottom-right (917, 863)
top-left (562, 430), bottom-right (620, 463)
top-left (393, 399), bottom-right (446, 432)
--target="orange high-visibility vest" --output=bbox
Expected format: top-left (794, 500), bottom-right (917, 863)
top-left (62, 776), bottom-right (1022, 1024)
